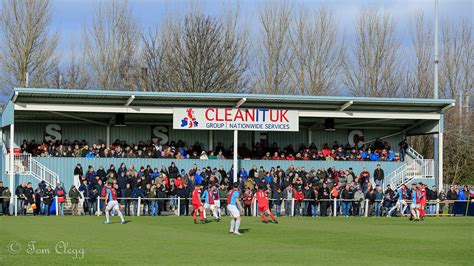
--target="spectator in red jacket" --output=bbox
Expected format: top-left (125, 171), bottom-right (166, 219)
top-left (293, 188), bottom-right (305, 216)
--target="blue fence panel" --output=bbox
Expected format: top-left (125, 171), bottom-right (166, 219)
top-left (33, 157), bottom-right (402, 190)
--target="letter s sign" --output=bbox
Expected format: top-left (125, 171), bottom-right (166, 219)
top-left (44, 124), bottom-right (62, 143)
top-left (152, 126), bottom-right (169, 144)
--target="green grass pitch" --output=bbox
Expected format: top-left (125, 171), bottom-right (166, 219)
top-left (0, 216), bottom-right (473, 265)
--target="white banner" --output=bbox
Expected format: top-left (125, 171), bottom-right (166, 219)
top-left (173, 108), bottom-right (299, 131)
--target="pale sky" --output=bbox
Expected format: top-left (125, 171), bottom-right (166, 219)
top-left (51, 0), bottom-right (473, 65)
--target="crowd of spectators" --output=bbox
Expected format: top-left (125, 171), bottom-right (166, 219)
top-left (68, 162), bottom-right (472, 217)
top-left (1, 162), bottom-right (472, 217)
top-left (20, 138), bottom-right (400, 162)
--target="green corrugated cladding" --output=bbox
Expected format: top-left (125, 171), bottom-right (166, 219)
top-left (21, 158), bottom-right (402, 190)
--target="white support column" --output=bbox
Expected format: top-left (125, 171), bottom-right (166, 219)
top-left (55, 196), bottom-right (59, 216)
top-left (106, 126), bottom-right (111, 147)
top-left (364, 199), bottom-right (369, 217)
top-left (208, 130), bottom-right (213, 151)
top-left (308, 128), bottom-right (312, 145)
top-left (137, 197), bottom-right (141, 217)
top-left (9, 124), bottom-right (14, 203)
top-left (97, 196), bottom-right (100, 216)
top-left (233, 130), bottom-right (238, 183)
top-left (438, 132), bottom-right (443, 190)
top-left (177, 197), bottom-right (181, 216)
top-left (437, 113), bottom-right (444, 192)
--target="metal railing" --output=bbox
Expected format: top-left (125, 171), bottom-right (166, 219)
top-left (30, 158), bottom-right (59, 187)
top-left (2, 195), bottom-right (470, 217)
top-left (387, 164), bottom-right (408, 189)
top-left (388, 159), bottom-right (435, 189)
top-left (3, 151), bottom-right (59, 187)
top-left (413, 159), bottom-right (435, 178)
top-left (407, 146), bottom-right (424, 160)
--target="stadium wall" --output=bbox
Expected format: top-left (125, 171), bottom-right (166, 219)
top-left (11, 122), bottom-right (402, 152)
top-left (6, 158), bottom-right (403, 190)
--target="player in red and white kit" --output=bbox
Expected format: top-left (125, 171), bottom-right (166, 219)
top-left (192, 186), bottom-right (205, 224)
top-left (254, 186), bottom-right (278, 224)
top-left (418, 182), bottom-right (427, 220)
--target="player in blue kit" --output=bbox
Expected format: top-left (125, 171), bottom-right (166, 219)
top-left (409, 183), bottom-right (420, 221)
top-left (226, 183), bottom-right (243, 235)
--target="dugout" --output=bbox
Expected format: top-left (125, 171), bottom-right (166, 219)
top-left (0, 88), bottom-right (455, 192)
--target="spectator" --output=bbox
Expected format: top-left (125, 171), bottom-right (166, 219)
top-left (374, 185), bottom-right (383, 216)
top-left (284, 186), bottom-right (294, 216)
top-left (438, 189), bottom-right (447, 213)
top-left (373, 164), bottom-right (385, 188)
top-left (43, 186), bottom-right (54, 216)
top-left (123, 183), bottom-right (132, 216)
top-left (447, 185), bottom-right (458, 214)
top-left (398, 139), bottom-right (408, 162)
top-left (15, 182), bottom-right (26, 216)
top-left (2, 187), bottom-right (11, 215)
top-left (55, 184), bottom-right (66, 216)
top-left (273, 186), bottom-right (284, 217)
top-left (302, 183), bottom-right (312, 216)
top-left (365, 186), bottom-right (375, 216)
top-left (293, 188), bottom-right (304, 216)
top-left (353, 186), bottom-right (365, 216)
top-left (242, 188), bottom-right (253, 216)
top-left (90, 187), bottom-right (99, 215)
top-left (176, 183), bottom-right (187, 216)
top-left (383, 193), bottom-right (392, 215)
top-left (68, 185), bottom-right (81, 215)
top-left (340, 185), bottom-right (354, 217)
top-left (319, 183), bottom-right (330, 216)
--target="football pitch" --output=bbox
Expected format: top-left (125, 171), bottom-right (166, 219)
top-left (0, 216), bottom-right (472, 265)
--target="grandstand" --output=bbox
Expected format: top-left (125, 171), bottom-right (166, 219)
top-left (0, 87), bottom-right (454, 197)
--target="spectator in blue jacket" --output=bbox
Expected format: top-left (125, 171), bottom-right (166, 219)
top-left (238, 167), bottom-right (248, 180)
top-left (85, 166), bottom-right (96, 184)
top-left (194, 172), bottom-right (202, 185)
top-left (151, 168), bottom-right (160, 181)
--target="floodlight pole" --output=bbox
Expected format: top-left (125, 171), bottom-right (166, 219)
top-left (433, 0), bottom-right (442, 191)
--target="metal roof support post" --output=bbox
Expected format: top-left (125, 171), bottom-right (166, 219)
top-left (106, 125), bottom-right (111, 148)
top-left (233, 130), bottom-right (238, 183)
top-left (208, 130), bottom-right (213, 151)
top-left (437, 113), bottom-right (444, 192)
top-left (308, 128), bottom-right (312, 146)
top-left (9, 124), bottom-right (14, 203)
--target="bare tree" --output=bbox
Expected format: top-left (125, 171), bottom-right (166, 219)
top-left (51, 41), bottom-right (90, 89)
top-left (253, 3), bottom-right (293, 94)
top-left (344, 8), bottom-right (402, 97)
top-left (143, 11), bottom-right (248, 93)
top-left (0, 0), bottom-right (59, 88)
top-left (440, 19), bottom-right (473, 184)
top-left (407, 12), bottom-right (434, 98)
top-left (142, 20), bottom-right (173, 92)
top-left (83, 0), bottom-right (141, 90)
top-left (405, 12), bottom-right (434, 158)
top-left (289, 6), bottom-right (344, 95)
